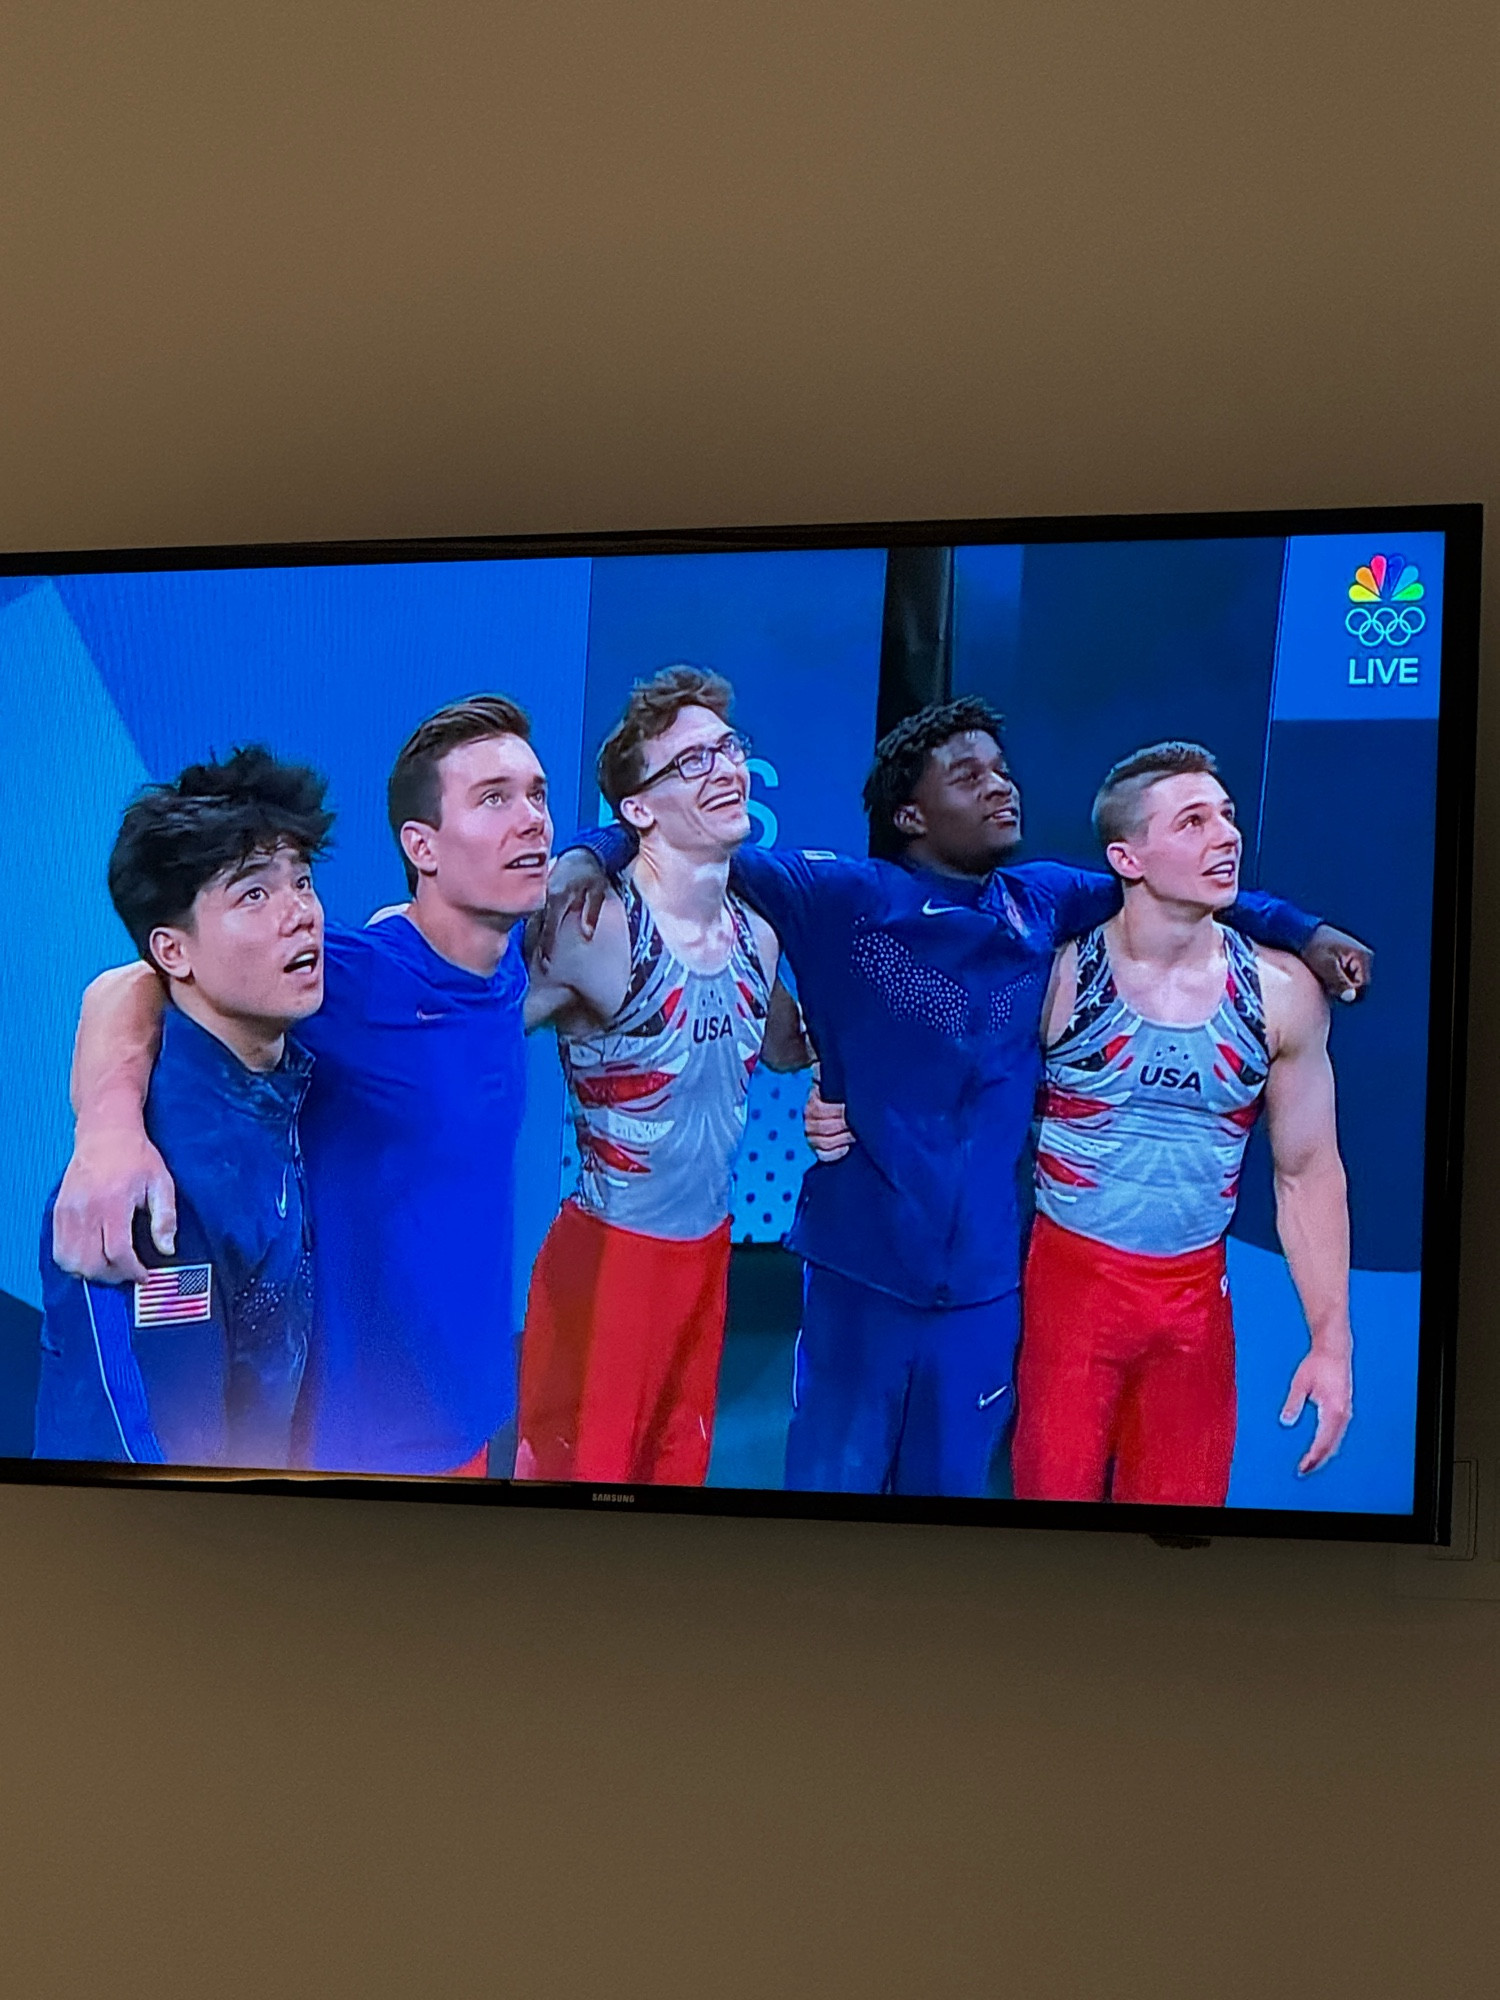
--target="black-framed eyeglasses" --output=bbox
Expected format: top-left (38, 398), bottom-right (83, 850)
top-left (634, 729), bottom-right (753, 793)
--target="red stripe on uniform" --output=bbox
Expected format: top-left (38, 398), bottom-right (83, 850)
top-left (572, 1067), bottom-right (677, 1109)
top-left (1043, 1086), bottom-right (1105, 1123)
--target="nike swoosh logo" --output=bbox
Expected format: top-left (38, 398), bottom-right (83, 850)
top-left (977, 1385), bottom-right (1010, 1409)
top-left (922, 898), bottom-right (963, 916)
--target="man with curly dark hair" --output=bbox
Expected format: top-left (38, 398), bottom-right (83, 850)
top-left (35, 748), bottom-right (331, 1469)
top-left (51, 697), bottom-right (552, 1479)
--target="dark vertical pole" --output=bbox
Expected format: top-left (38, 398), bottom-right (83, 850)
top-left (875, 545), bottom-right (955, 742)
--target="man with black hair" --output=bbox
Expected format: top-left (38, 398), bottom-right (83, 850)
top-left (35, 749), bottom-right (329, 1468)
top-left (52, 697), bottom-right (551, 1477)
top-left (554, 696), bottom-right (1371, 1498)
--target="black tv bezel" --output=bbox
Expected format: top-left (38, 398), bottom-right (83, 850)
top-left (2, 499), bottom-right (1482, 1545)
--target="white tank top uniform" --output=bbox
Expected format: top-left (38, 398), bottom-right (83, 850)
top-left (1034, 923), bottom-right (1270, 1257)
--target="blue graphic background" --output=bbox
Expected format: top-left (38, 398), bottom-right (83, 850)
top-left (1271, 531), bottom-right (1444, 724)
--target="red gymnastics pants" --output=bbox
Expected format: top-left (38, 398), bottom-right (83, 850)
top-left (1012, 1214), bottom-right (1237, 1507)
top-left (514, 1200), bottom-right (731, 1486)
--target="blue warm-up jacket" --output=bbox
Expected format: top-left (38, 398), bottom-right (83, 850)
top-left (580, 829), bottom-right (1319, 1310)
top-left (35, 1004), bottom-right (314, 1469)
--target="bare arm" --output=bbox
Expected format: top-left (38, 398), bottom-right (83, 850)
top-left (522, 892), bottom-right (630, 1034)
top-left (761, 981), bottom-right (814, 1073)
top-left (534, 849), bottom-right (611, 968)
top-left (53, 964), bottom-right (176, 1283)
top-left (1040, 940), bottom-right (1078, 1049)
top-left (1301, 924), bottom-right (1374, 1006)
top-left (1261, 951), bottom-right (1353, 1474)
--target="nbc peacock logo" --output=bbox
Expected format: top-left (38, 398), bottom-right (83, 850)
top-left (1346, 553), bottom-right (1426, 646)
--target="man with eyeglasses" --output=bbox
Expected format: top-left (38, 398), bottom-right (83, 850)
top-left (515, 666), bottom-right (805, 1486)
top-left (550, 695), bottom-right (1373, 1500)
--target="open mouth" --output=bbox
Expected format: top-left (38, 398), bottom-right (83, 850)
top-left (1205, 862), bottom-right (1238, 884)
top-left (284, 947), bottom-right (320, 975)
top-left (504, 851), bottom-right (549, 871)
top-left (987, 807), bottom-right (1019, 827)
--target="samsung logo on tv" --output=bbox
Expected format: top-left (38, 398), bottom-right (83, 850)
top-left (591, 1491), bottom-right (635, 1504)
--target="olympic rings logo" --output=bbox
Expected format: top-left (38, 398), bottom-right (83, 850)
top-left (1345, 604), bottom-right (1426, 646)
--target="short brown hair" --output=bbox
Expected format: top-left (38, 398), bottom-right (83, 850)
top-left (596, 666), bottom-right (734, 812)
top-left (1092, 741), bottom-right (1221, 849)
top-left (388, 694), bottom-right (531, 891)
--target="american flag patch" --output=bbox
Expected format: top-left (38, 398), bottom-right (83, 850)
top-left (134, 1264), bottom-right (213, 1327)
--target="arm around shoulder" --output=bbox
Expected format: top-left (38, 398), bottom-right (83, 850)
top-left (727, 843), bottom-right (875, 967)
top-left (53, 963), bottom-right (175, 1284)
top-left (524, 890), bottom-right (630, 1033)
top-left (72, 962), bottom-right (168, 1124)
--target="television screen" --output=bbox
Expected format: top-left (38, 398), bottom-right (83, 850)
top-left (1, 505), bottom-right (1478, 1540)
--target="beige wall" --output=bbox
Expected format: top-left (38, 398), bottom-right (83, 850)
top-left (2, 5), bottom-right (1498, 1994)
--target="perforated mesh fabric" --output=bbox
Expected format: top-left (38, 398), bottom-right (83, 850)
top-left (730, 1068), bottom-right (816, 1243)
top-left (559, 1064), bottom-right (815, 1245)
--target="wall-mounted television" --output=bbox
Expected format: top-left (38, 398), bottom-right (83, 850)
top-left (1, 503), bottom-right (1479, 1541)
